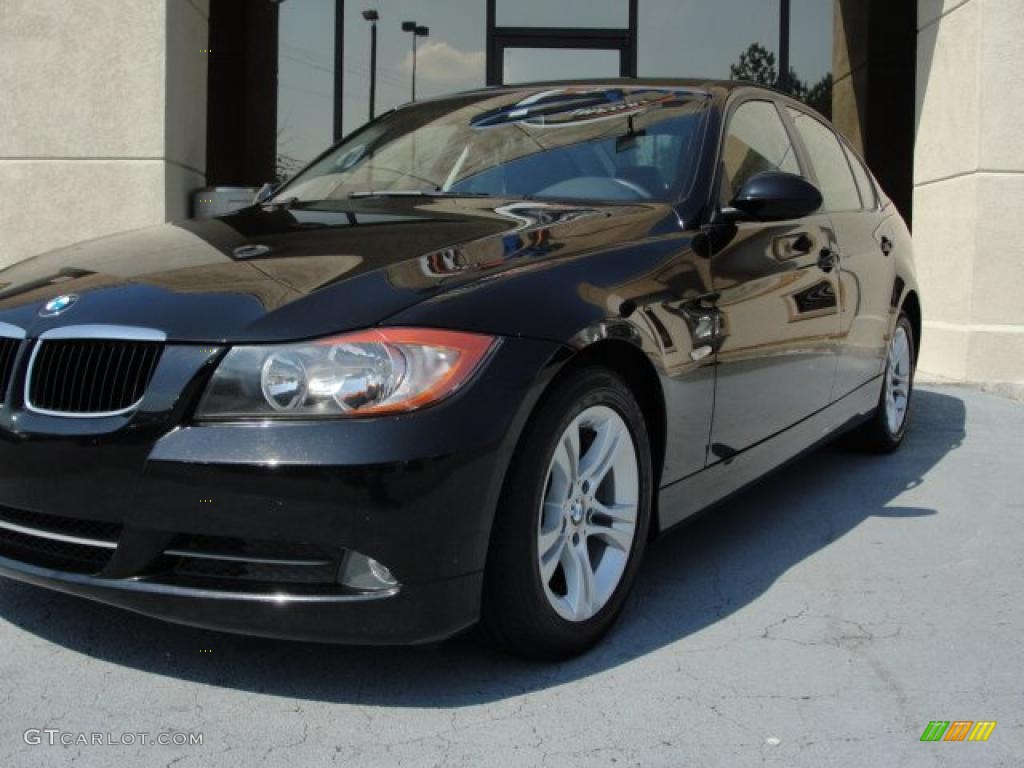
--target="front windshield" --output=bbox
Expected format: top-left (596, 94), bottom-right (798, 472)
top-left (274, 87), bottom-right (709, 204)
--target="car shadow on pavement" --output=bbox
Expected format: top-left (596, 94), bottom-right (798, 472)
top-left (0, 388), bottom-right (966, 707)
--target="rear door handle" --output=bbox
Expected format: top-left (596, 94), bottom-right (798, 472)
top-left (817, 248), bottom-right (838, 273)
top-left (791, 233), bottom-right (814, 254)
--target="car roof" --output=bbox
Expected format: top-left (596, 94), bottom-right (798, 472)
top-left (410, 78), bottom-right (800, 112)
top-left (478, 77), bottom-right (762, 94)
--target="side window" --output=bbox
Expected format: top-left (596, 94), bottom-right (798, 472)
top-left (842, 142), bottom-right (877, 209)
top-left (787, 108), bottom-right (861, 212)
top-left (720, 100), bottom-right (800, 204)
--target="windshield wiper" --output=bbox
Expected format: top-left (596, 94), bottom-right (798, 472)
top-left (349, 190), bottom-right (491, 199)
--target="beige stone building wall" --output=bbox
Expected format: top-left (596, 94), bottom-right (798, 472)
top-left (0, 0), bottom-right (208, 269)
top-left (914, 0), bottom-right (1024, 397)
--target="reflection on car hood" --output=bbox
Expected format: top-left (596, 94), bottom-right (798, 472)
top-left (0, 197), bottom-right (678, 343)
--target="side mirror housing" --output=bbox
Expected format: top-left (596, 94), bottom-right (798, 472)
top-left (253, 182), bottom-right (276, 205)
top-left (724, 172), bottom-right (823, 222)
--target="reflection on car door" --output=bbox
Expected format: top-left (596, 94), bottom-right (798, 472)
top-left (708, 99), bottom-right (841, 457)
top-left (785, 108), bottom-right (891, 399)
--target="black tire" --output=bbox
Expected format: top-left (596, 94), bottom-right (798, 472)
top-left (853, 311), bottom-right (916, 453)
top-left (481, 366), bottom-right (653, 660)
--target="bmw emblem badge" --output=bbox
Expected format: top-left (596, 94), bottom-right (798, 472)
top-left (40, 294), bottom-right (79, 317)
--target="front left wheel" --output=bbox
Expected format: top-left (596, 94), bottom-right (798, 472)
top-left (482, 366), bottom-right (653, 660)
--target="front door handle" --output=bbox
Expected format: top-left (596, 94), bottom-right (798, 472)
top-left (817, 247), bottom-right (838, 273)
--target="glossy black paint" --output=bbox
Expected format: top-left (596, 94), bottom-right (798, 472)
top-left (0, 80), bottom-right (920, 643)
top-left (727, 171), bottom-right (824, 222)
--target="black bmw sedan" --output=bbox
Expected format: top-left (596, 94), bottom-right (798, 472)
top-left (0, 81), bottom-right (919, 658)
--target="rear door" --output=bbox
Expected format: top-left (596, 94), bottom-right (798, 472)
top-left (708, 98), bottom-right (841, 456)
top-left (784, 107), bottom-right (891, 398)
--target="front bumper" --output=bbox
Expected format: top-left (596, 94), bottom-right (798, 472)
top-left (0, 554), bottom-right (483, 644)
top-left (0, 335), bottom-right (564, 643)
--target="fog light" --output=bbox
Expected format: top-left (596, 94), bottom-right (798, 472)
top-left (337, 551), bottom-right (399, 591)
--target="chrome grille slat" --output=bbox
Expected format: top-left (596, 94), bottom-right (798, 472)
top-left (73, 342), bottom-right (90, 410)
top-left (83, 342), bottom-right (99, 410)
top-left (52, 343), bottom-right (68, 406)
top-left (120, 344), bottom-right (138, 407)
top-left (26, 329), bottom-right (164, 417)
top-left (110, 344), bottom-right (127, 409)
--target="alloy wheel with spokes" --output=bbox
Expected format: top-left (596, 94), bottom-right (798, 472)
top-left (482, 366), bottom-right (652, 659)
top-left (884, 324), bottom-right (912, 434)
top-left (537, 405), bottom-right (639, 622)
top-left (853, 311), bottom-right (915, 453)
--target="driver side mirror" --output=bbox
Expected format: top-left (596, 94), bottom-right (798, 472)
top-left (722, 172), bottom-right (822, 222)
top-left (253, 182), bottom-right (276, 205)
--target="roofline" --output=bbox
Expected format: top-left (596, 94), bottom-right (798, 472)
top-left (399, 78), bottom-right (810, 112)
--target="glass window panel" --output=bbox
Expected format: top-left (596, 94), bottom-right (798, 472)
top-left (342, 1), bottom-right (486, 137)
top-left (787, 107), bottom-right (861, 211)
top-left (277, 0), bottom-right (336, 181)
top-left (503, 48), bottom-right (621, 84)
top-left (496, 0), bottom-right (627, 29)
top-left (639, 0), bottom-right (781, 80)
top-left (721, 100), bottom-right (800, 202)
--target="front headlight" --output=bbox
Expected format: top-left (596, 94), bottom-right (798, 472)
top-left (196, 328), bottom-right (497, 419)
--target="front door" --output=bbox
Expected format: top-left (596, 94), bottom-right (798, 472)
top-left (708, 99), bottom-right (841, 456)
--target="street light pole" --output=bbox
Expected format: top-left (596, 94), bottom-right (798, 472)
top-left (362, 9), bottom-right (379, 120)
top-left (401, 21), bottom-right (430, 101)
top-left (778, 0), bottom-right (791, 92)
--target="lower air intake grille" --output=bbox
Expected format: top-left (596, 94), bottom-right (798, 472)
top-left (167, 534), bottom-right (342, 585)
top-left (0, 337), bottom-right (19, 404)
top-left (28, 339), bottom-right (162, 415)
top-left (0, 506), bottom-right (121, 574)
top-left (172, 557), bottom-right (341, 584)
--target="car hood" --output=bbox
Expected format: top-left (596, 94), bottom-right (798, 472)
top-left (0, 197), bottom-right (678, 343)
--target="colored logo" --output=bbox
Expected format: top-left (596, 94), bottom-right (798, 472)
top-left (39, 294), bottom-right (78, 317)
top-left (920, 721), bottom-right (996, 742)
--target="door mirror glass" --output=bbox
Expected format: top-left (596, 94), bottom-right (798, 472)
top-left (725, 171), bottom-right (823, 222)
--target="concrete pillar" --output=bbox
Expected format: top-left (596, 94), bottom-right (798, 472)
top-left (832, 0), bottom-right (916, 222)
top-left (915, 0), bottom-right (1024, 398)
top-left (0, 1), bottom-right (208, 269)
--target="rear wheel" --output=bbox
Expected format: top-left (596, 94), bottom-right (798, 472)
top-left (482, 367), bottom-right (653, 659)
top-left (855, 312), bottom-right (915, 452)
